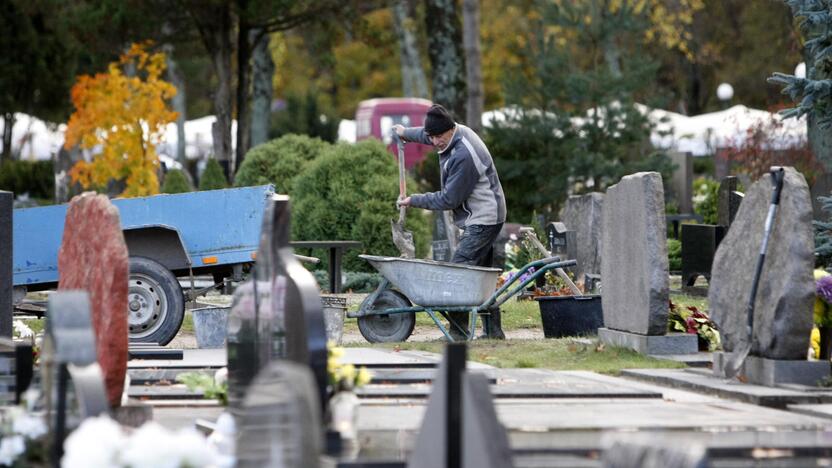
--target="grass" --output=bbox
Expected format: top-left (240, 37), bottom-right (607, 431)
top-left (349, 338), bottom-right (686, 375)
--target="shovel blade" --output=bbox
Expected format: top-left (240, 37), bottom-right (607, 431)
top-left (722, 342), bottom-right (750, 379)
top-left (391, 219), bottom-right (415, 258)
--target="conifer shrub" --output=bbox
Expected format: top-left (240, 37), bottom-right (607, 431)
top-left (199, 158), bottom-right (228, 190)
top-left (161, 169), bottom-right (192, 194)
top-left (235, 134), bottom-right (329, 194)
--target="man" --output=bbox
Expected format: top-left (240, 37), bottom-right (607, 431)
top-left (393, 104), bottom-right (507, 340)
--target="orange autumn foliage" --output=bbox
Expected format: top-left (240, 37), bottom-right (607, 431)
top-left (65, 42), bottom-right (178, 197)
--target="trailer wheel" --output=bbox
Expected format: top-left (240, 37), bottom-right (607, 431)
top-left (357, 290), bottom-right (415, 343)
top-left (128, 256), bottom-right (185, 345)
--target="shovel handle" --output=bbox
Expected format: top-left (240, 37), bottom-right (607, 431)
top-left (394, 133), bottom-right (407, 199)
top-left (770, 167), bottom-right (785, 205)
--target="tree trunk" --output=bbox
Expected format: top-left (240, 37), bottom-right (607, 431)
top-left (424, 0), bottom-right (467, 120)
top-left (462, 0), bottom-right (483, 133)
top-left (164, 47), bottom-right (187, 165)
top-left (393, 0), bottom-right (429, 98)
top-left (235, 9), bottom-right (252, 175)
top-left (250, 29), bottom-right (274, 148)
top-left (2, 113), bottom-right (15, 162)
top-left (188, 2), bottom-right (234, 181)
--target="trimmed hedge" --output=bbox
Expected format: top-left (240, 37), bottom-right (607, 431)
top-left (292, 139), bottom-right (430, 272)
top-left (235, 134), bottom-right (329, 194)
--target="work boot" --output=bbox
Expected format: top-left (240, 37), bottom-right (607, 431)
top-left (483, 307), bottom-right (505, 340)
top-left (447, 312), bottom-right (470, 341)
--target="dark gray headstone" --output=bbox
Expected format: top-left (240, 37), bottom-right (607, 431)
top-left (46, 291), bottom-right (98, 366)
top-left (236, 361), bottom-right (322, 468)
top-left (600, 173), bottom-right (669, 335)
top-left (408, 344), bottom-right (514, 468)
top-left (432, 211), bottom-right (458, 262)
top-left (709, 168), bottom-right (815, 360)
top-left (669, 152), bottom-right (693, 214)
top-left (560, 193), bottom-right (604, 279)
top-left (680, 224), bottom-right (725, 287)
top-left (545, 222), bottom-right (576, 260)
top-left (717, 176), bottom-right (744, 228)
top-left (0, 191), bottom-right (11, 338)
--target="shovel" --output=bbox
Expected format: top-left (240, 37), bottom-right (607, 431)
top-left (391, 133), bottom-right (415, 258)
top-left (723, 167), bottom-right (785, 379)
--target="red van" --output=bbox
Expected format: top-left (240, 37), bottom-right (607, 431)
top-left (355, 98), bottom-right (434, 169)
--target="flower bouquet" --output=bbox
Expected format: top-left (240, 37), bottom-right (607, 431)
top-left (668, 301), bottom-right (721, 351)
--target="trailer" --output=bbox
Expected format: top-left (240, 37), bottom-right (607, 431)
top-left (12, 185), bottom-right (275, 345)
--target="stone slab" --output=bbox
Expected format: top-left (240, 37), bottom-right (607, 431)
top-left (600, 172), bottom-right (669, 335)
top-left (560, 193), bottom-right (604, 279)
top-left (621, 368), bottom-right (832, 408)
top-left (128, 385), bottom-right (204, 400)
top-left (649, 352), bottom-right (712, 368)
top-left (598, 328), bottom-right (697, 355)
top-left (712, 352), bottom-right (831, 386)
top-left (788, 404), bottom-right (832, 420)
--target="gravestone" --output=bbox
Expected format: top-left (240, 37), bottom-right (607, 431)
top-left (545, 222), bottom-right (576, 260)
top-left (602, 433), bottom-right (706, 468)
top-left (559, 192), bottom-right (604, 280)
top-left (598, 173), bottom-right (696, 354)
top-left (236, 361), bottom-right (322, 468)
top-left (669, 151), bottom-right (693, 214)
top-left (0, 191), bottom-right (11, 338)
top-left (710, 168), bottom-right (821, 383)
top-left (408, 343), bottom-right (514, 468)
top-left (57, 192), bottom-right (129, 408)
top-left (0, 337), bottom-right (33, 406)
top-left (680, 224), bottom-right (725, 287)
top-left (432, 211), bottom-right (452, 262)
top-left (717, 176), bottom-right (744, 228)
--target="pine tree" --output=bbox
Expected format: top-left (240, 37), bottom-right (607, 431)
top-left (161, 169), bottom-right (192, 194)
top-left (768, 0), bottom-right (832, 170)
top-left (199, 158), bottom-right (229, 191)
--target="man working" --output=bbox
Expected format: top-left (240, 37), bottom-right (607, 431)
top-left (393, 104), bottom-right (507, 340)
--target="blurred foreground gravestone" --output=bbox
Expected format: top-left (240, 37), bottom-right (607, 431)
top-left (0, 337), bottom-right (33, 406)
top-left (57, 192), bottom-right (129, 408)
top-left (1, 191), bottom-right (11, 338)
top-left (43, 291), bottom-right (110, 463)
top-left (227, 194), bottom-right (327, 414)
top-left (598, 173), bottom-right (696, 354)
top-left (601, 433), bottom-right (706, 468)
top-left (710, 168), bottom-right (827, 385)
top-left (559, 193), bottom-right (604, 281)
top-left (236, 361), bottom-right (322, 468)
top-left (408, 343), bottom-right (514, 468)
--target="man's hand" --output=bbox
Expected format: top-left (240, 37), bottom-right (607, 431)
top-left (397, 196), bottom-right (412, 208)
top-left (392, 124), bottom-right (405, 137)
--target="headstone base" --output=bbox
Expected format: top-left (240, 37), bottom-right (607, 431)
top-left (112, 400), bottom-right (153, 428)
top-left (712, 352), bottom-right (831, 386)
top-left (598, 328), bottom-right (698, 355)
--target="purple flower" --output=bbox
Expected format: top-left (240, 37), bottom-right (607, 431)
top-left (817, 276), bottom-right (832, 304)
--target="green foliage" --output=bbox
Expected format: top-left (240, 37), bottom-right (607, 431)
top-left (815, 195), bottom-right (832, 267)
top-left (667, 238), bottom-right (682, 271)
top-left (343, 272), bottom-right (382, 293)
top-left (235, 134), bottom-right (329, 193)
top-left (486, 0), bottom-right (673, 222)
top-left (0, 160), bottom-right (54, 200)
top-left (292, 139), bottom-right (430, 272)
top-left (692, 156), bottom-right (715, 177)
top-left (270, 91), bottom-right (340, 143)
top-left (692, 177), bottom-right (719, 225)
top-left (176, 372), bottom-right (227, 405)
top-left (199, 158), bottom-right (228, 191)
top-left (160, 169), bottom-right (192, 194)
top-left (668, 301), bottom-right (721, 351)
top-left (413, 149), bottom-right (441, 193)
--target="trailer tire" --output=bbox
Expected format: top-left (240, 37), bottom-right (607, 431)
top-left (357, 290), bottom-right (415, 343)
top-left (128, 256), bottom-right (185, 345)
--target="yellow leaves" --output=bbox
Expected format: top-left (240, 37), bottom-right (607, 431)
top-left (65, 42), bottom-right (178, 197)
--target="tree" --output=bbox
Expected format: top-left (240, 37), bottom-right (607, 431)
top-left (199, 158), bottom-right (230, 190)
top-left (161, 169), bottom-right (193, 193)
top-left (462, 0), bottom-right (484, 133)
top-left (424, 0), bottom-right (467, 120)
top-left (769, 0), bottom-right (832, 171)
top-left (65, 43), bottom-right (178, 197)
top-left (392, 0), bottom-right (429, 98)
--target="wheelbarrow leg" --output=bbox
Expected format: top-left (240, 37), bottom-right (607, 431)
top-left (426, 309), bottom-right (455, 342)
top-left (469, 308), bottom-right (478, 341)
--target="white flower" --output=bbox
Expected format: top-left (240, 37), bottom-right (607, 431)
top-left (12, 321), bottom-right (33, 339)
top-left (173, 427), bottom-right (219, 468)
top-left (12, 412), bottom-right (46, 439)
top-left (0, 435), bottom-right (25, 466)
top-left (62, 415), bottom-right (125, 468)
top-left (120, 422), bottom-right (182, 468)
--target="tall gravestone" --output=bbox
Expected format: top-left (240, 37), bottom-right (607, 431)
top-left (669, 151), bottom-right (693, 214)
top-left (0, 191), bottom-right (11, 338)
top-left (559, 192), bottom-right (604, 281)
top-left (57, 192), bottom-right (129, 408)
top-left (717, 176), bottom-right (744, 228)
top-left (598, 173), bottom-right (696, 354)
top-left (236, 361), bottom-right (322, 468)
top-left (710, 168), bottom-right (827, 384)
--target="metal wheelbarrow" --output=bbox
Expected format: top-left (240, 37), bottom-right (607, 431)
top-left (347, 255), bottom-right (577, 343)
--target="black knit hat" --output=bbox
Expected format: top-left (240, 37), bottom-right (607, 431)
top-left (424, 104), bottom-right (455, 136)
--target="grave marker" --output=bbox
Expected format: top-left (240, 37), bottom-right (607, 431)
top-left (0, 191), bottom-right (11, 338)
top-left (560, 193), bottom-right (604, 280)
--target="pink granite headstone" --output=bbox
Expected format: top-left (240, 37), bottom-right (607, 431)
top-left (58, 192), bottom-right (129, 408)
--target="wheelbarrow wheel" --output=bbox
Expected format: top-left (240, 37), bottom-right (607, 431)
top-left (358, 290), bottom-right (415, 343)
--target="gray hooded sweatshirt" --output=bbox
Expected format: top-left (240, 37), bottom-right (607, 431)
top-left (402, 124), bottom-right (506, 229)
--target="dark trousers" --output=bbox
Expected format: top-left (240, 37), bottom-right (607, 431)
top-left (448, 223), bottom-right (505, 339)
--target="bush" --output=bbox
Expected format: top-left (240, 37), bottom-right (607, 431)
top-left (292, 139), bottom-right (430, 272)
top-left (692, 177), bottom-right (719, 225)
top-left (235, 134), bottom-right (330, 193)
top-left (0, 160), bottom-right (54, 200)
top-left (199, 158), bottom-right (228, 190)
top-left (667, 238), bottom-right (681, 271)
top-left (343, 272), bottom-right (382, 292)
top-left (161, 169), bottom-right (192, 194)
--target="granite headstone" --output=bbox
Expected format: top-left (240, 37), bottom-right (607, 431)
top-left (669, 151), bottom-right (693, 214)
top-left (717, 176), bottom-right (744, 228)
top-left (600, 173), bottom-right (669, 335)
top-left (57, 192), bottom-right (128, 408)
top-left (709, 167), bottom-right (814, 360)
top-left (560, 192), bottom-right (604, 280)
top-left (0, 191), bottom-right (11, 338)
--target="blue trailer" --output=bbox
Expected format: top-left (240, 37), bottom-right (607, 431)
top-left (12, 185), bottom-right (275, 345)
